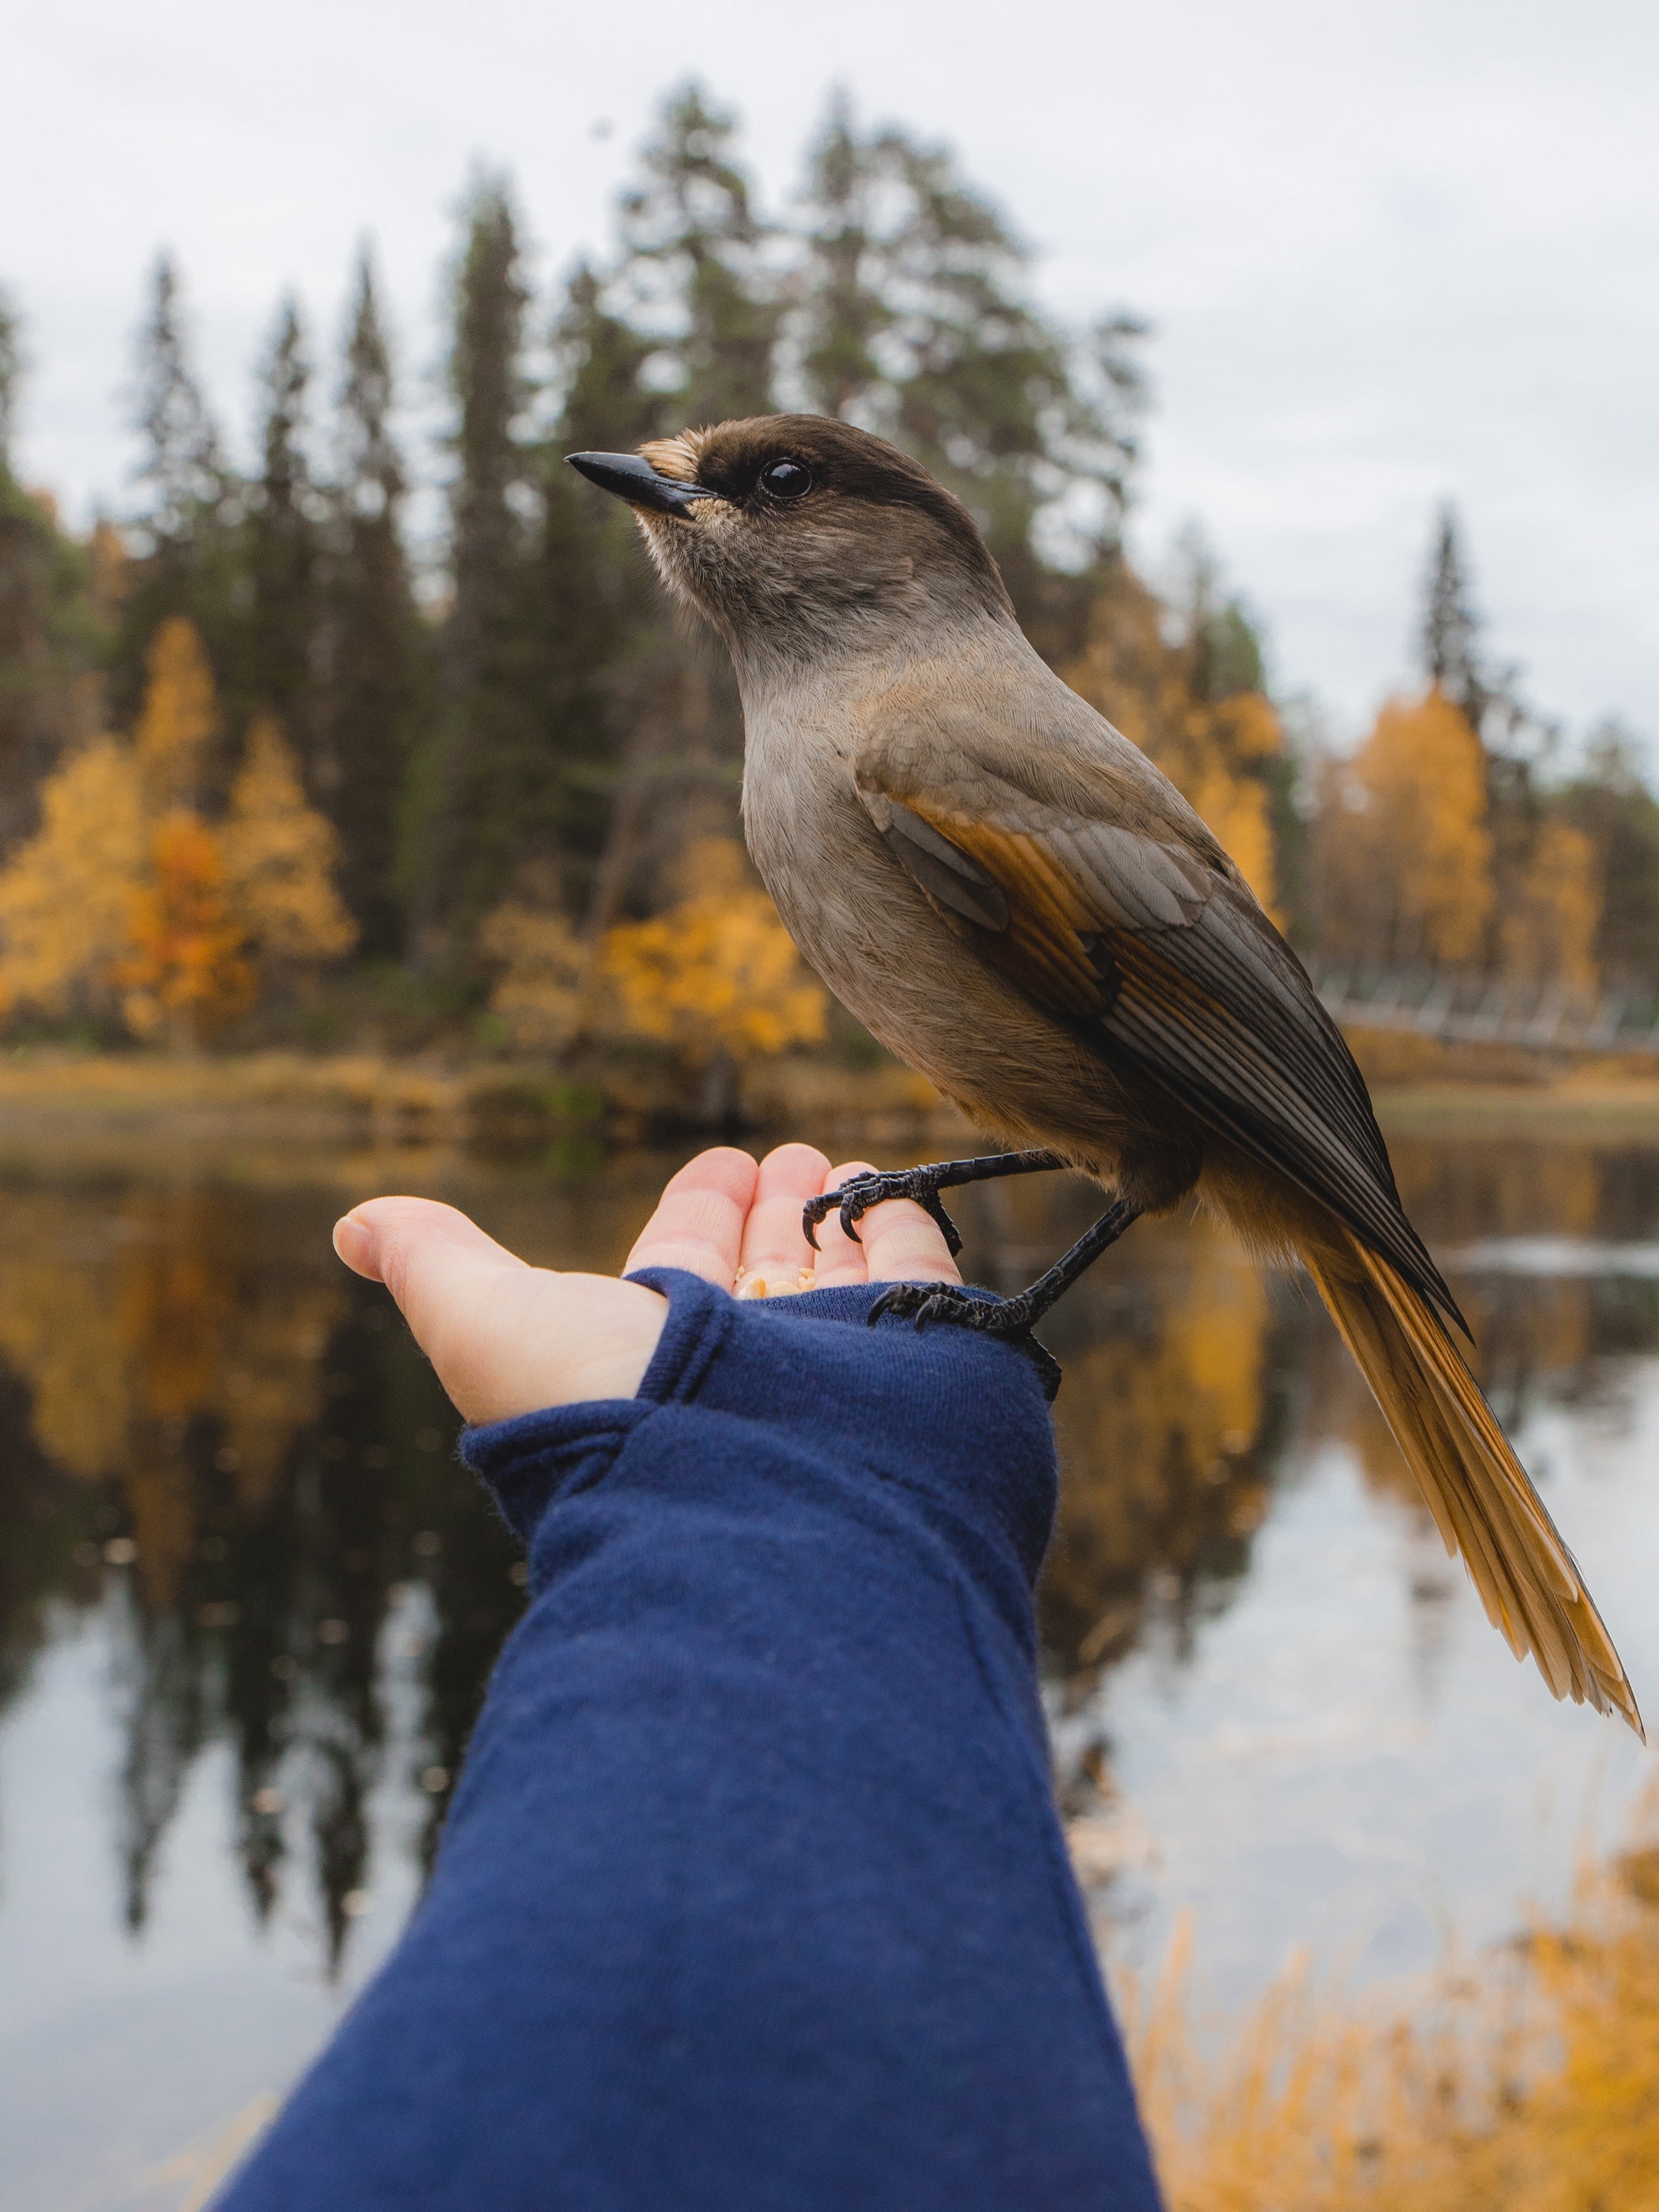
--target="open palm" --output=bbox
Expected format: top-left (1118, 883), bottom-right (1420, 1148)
top-left (333, 1143), bottom-right (963, 1426)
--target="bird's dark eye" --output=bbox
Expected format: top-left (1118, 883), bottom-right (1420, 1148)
top-left (758, 457), bottom-right (812, 501)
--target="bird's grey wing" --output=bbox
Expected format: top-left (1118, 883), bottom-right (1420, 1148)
top-left (856, 744), bottom-right (1460, 1327)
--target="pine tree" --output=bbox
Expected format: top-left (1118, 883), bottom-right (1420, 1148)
top-left (417, 179), bottom-right (537, 950)
top-left (246, 298), bottom-right (320, 772)
top-left (1420, 505), bottom-right (1487, 734)
top-left (590, 88), bottom-right (780, 919)
top-left (527, 261), bottom-right (668, 912)
top-left (0, 288), bottom-right (107, 847)
top-left (620, 85), bottom-right (781, 425)
top-left (1416, 506), bottom-right (1568, 979)
top-left (794, 101), bottom-right (1142, 652)
top-left (115, 257), bottom-right (239, 739)
top-left (1563, 727), bottom-right (1659, 992)
top-left (793, 94), bottom-right (890, 423)
top-left (0, 293), bottom-right (18, 464)
top-left (317, 251), bottom-right (426, 957)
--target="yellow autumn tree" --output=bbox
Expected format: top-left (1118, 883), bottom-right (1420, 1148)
top-left (1044, 1209), bottom-right (1273, 1666)
top-left (1315, 688), bottom-right (1495, 969)
top-left (134, 615), bottom-right (217, 812)
top-left (482, 838), bottom-right (827, 1070)
top-left (604, 838), bottom-right (827, 1065)
top-left (116, 812), bottom-right (255, 1044)
top-left (0, 623), bottom-right (355, 1043)
top-left (1065, 565), bottom-right (1286, 917)
top-left (480, 903), bottom-right (589, 1051)
top-left (0, 738), bottom-right (146, 1021)
top-left (1500, 815), bottom-right (1601, 997)
top-left (0, 1183), bottom-right (344, 1603)
top-left (220, 715), bottom-right (357, 969)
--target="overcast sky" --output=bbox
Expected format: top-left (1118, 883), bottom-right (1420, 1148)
top-left (6, 0), bottom-right (1656, 745)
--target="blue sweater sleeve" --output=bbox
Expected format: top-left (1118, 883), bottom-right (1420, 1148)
top-left (216, 1270), bottom-right (1163, 2212)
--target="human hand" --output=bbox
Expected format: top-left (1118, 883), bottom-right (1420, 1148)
top-left (332, 1144), bottom-right (962, 1427)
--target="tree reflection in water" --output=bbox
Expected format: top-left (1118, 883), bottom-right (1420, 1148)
top-left (0, 1133), bottom-right (1654, 1974)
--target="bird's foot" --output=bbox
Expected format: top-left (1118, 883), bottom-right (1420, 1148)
top-left (867, 1281), bottom-right (1063, 1402)
top-left (802, 1168), bottom-right (964, 1258)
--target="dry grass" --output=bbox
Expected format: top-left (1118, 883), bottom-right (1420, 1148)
top-left (0, 1045), bottom-right (954, 1148)
top-left (1125, 1808), bottom-right (1659, 2210)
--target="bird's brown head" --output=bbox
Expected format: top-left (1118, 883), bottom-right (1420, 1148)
top-left (566, 414), bottom-right (1015, 676)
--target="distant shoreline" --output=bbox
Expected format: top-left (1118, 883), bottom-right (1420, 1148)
top-left (0, 1044), bottom-right (1654, 1183)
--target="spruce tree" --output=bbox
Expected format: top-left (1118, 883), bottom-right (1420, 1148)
top-left (528, 261), bottom-right (668, 914)
top-left (795, 103), bottom-right (1142, 654)
top-left (418, 178), bottom-right (537, 950)
top-left (1416, 505), bottom-right (1556, 976)
top-left (619, 85), bottom-right (781, 425)
top-left (0, 293), bottom-right (18, 465)
top-left (0, 289), bottom-right (107, 848)
top-left (318, 251), bottom-right (427, 957)
top-left (1563, 727), bottom-right (1659, 992)
top-left (246, 298), bottom-right (320, 771)
top-left (592, 87), bottom-right (781, 905)
top-left (793, 94), bottom-right (891, 423)
top-left (115, 256), bottom-right (239, 737)
top-left (1420, 505), bottom-right (1487, 732)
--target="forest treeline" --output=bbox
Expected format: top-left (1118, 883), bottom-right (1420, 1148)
top-left (0, 83), bottom-right (1655, 1065)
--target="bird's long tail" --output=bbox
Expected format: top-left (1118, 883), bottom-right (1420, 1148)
top-left (1300, 1227), bottom-right (1642, 1736)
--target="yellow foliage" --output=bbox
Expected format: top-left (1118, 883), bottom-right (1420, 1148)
top-left (0, 1183), bottom-right (343, 1604)
top-left (1128, 1808), bottom-right (1659, 2212)
top-left (134, 615), bottom-right (216, 812)
top-left (1317, 689), bottom-right (1495, 969)
top-left (220, 715), bottom-right (358, 965)
top-left (0, 737), bottom-right (146, 1020)
top-left (0, 629), bottom-right (355, 1044)
top-left (1044, 1208), bottom-right (1273, 1661)
top-left (1066, 571), bottom-right (1285, 916)
top-left (116, 812), bottom-right (255, 1044)
top-left (483, 839), bottom-right (828, 1067)
top-left (1500, 817), bottom-right (1601, 996)
top-left (479, 902), bottom-right (590, 1052)
top-left (604, 839), bottom-right (828, 1064)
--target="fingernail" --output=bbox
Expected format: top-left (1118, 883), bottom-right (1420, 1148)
top-left (333, 1213), bottom-right (374, 1275)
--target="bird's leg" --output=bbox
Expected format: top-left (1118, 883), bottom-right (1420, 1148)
top-left (801, 1149), bottom-right (1066, 1260)
top-left (867, 1200), bottom-right (1144, 1403)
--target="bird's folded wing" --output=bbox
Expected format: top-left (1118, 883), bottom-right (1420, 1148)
top-left (857, 739), bottom-right (1459, 1326)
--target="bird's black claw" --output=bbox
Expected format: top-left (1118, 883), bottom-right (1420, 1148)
top-left (918, 1188), bottom-right (965, 1259)
top-left (800, 1187), bottom-right (841, 1252)
top-left (799, 1168), bottom-right (964, 1258)
top-left (864, 1281), bottom-right (1063, 1401)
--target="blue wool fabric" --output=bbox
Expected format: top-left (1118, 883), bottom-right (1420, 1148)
top-left (217, 1270), bottom-right (1162, 2211)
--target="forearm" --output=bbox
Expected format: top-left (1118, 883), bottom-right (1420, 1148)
top-left (216, 1272), bottom-right (1160, 2211)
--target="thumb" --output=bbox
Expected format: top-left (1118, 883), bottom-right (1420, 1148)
top-left (335, 1197), bottom-right (667, 1423)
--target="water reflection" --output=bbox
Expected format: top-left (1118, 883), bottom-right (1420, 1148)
top-left (3, 1132), bottom-right (1656, 2003)
top-left (0, 1172), bottom-right (529, 1969)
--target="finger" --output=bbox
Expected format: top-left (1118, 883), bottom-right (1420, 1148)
top-left (807, 1159), bottom-right (876, 1288)
top-left (735, 1142), bottom-right (830, 1298)
top-left (337, 1196), bottom-right (666, 1421)
top-left (623, 1146), bottom-right (758, 1285)
top-left (824, 1160), bottom-right (962, 1288)
top-left (335, 1195), bottom-right (526, 1300)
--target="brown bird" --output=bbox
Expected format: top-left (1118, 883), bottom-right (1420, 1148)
top-left (569, 416), bottom-right (1641, 1736)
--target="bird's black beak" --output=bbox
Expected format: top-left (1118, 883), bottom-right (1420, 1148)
top-left (566, 451), bottom-right (714, 517)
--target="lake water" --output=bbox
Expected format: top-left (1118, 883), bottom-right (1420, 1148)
top-left (1, 1116), bottom-right (1656, 2209)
